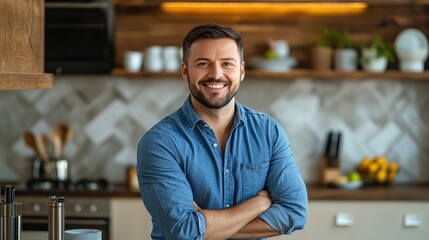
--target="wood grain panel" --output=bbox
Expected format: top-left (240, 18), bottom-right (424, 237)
top-left (0, 0), bottom-right (44, 73)
top-left (115, 5), bottom-right (429, 69)
top-left (0, 73), bottom-right (53, 90)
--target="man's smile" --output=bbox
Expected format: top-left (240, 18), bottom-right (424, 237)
top-left (204, 83), bottom-right (227, 89)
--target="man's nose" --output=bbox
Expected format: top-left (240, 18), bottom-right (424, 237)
top-left (207, 64), bottom-right (223, 79)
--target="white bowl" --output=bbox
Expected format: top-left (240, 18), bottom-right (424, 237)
top-left (248, 56), bottom-right (297, 72)
top-left (396, 48), bottom-right (428, 61)
top-left (395, 28), bottom-right (429, 61)
top-left (400, 60), bottom-right (425, 73)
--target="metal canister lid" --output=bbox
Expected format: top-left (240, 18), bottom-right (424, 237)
top-left (48, 196), bottom-right (65, 207)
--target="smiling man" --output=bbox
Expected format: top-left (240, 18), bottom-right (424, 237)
top-left (137, 24), bottom-right (308, 240)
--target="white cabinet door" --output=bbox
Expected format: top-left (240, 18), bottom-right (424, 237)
top-left (110, 198), bottom-right (152, 240)
top-left (272, 201), bottom-right (429, 240)
top-left (111, 199), bottom-right (429, 240)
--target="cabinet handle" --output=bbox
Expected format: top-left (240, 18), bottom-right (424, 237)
top-left (404, 213), bottom-right (422, 228)
top-left (335, 212), bottom-right (354, 227)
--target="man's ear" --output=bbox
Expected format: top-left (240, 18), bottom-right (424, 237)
top-left (240, 61), bottom-right (245, 81)
top-left (181, 63), bottom-right (188, 80)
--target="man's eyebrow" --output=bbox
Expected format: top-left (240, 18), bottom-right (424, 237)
top-left (221, 57), bottom-right (238, 62)
top-left (193, 58), bottom-right (210, 62)
top-left (193, 57), bottom-right (238, 62)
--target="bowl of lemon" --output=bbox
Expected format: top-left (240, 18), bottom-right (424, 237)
top-left (357, 156), bottom-right (400, 185)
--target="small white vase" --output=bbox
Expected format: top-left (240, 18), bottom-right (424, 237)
top-left (334, 48), bottom-right (358, 71)
top-left (361, 48), bottom-right (388, 73)
top-left (144, 45), bottom-right (164, 72)
top-left (123, 50), bottom-right (144, 73)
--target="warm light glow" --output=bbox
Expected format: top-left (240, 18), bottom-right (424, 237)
top-left (161, 2), bottom-right (368, 15)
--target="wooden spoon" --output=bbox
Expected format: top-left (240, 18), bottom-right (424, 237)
top-left (23, 131), bottom-right (40, 158)
top-left (51, 126), bottom-right (62, 158)
top-left (58, 123), bottom-right (73, 157)
top-left (36, 133), bottom-right (48, 162)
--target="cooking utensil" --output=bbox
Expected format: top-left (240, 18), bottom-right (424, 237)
top-left (24, 131), bottom-right (40, 158)
top-left (38, 133), bottom-right (51, 162)
top-left (51, 126), bottom-right (62, 158)
top-left (24, 131), bottom-right (45, 179)
top-left (58, 123), bottom-right (73, 158)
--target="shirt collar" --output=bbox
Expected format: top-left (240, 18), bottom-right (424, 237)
top-left (181, 95), bottom-right (245, 129)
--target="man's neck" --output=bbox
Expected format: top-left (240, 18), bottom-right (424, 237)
top-left (191, 97), bottom-right (236, 152)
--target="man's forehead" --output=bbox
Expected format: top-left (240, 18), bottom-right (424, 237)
top-left (189, 38), bottom-right (240, 60)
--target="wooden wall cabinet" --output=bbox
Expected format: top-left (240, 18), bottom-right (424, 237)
top-left (0, 0), bottom-right (53, 90)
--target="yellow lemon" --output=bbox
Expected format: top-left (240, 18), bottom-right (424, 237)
top-left (375, 169), bottom-right (387, 184)
top-left (367, 162), bottom-right (379, 173)
top-left (387, 171), bottom-right (397, 183)
top-left (374, 156), bottom-right (389, 166)
top-left (388, 162), bottom-right (399, 173)
top-left (333, 176), bottom-right (348, 185)
top-left (358, 157), bottom-right (372, 171)
top-left (264, 50), bottom-right (277, 60)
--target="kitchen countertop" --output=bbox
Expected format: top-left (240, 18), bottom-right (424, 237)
top-left (307, 183), bottom-right (429, 201)
top-left (8, 183), bottom-right (429, 201)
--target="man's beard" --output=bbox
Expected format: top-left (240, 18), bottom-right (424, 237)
top-left (187, 73), bottom-right (239, 109)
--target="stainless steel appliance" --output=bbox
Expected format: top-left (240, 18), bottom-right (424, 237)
top-left (1, 186), bottom-right (22, 240)
top-left (16, 196), bottom-right (109, 240)
top-left (45, 0), bottom-right (115, 74)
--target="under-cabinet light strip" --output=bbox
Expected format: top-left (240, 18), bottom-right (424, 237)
top-left (161, 2), bottom-right (368, 14)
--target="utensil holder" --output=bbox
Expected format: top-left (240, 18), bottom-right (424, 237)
top-left (321, 157), bottom-right (341, 186)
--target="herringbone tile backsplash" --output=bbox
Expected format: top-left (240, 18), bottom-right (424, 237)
top-left (1, 76), bottom-right (428, 184)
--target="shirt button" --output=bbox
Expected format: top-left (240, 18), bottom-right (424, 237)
top-left (226, 204), bottom-right (230, 208)
top-left (204, 124), bottom-right (209, 128)
top-left (213, 143), bottom-right (218, 148)
top-left (225, 169), bottom-right (229, 174)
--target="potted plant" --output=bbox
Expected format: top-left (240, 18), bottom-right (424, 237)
top-left (360, 36), bottom-right (395, 73)
top-left (334, 29), bottom-right (358, 72)
top-left (311, 27), bottom-right (337, 70)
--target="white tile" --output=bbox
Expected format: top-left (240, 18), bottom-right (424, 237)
top-left (369, 122), bottom-right (402, 155)
top-left (114, 147), bottom-right (135, 165)
top-left (85, 100), bottom-right (127, 144)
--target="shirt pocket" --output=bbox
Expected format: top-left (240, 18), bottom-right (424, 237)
top-left (242, 161), bottom-right (270, 200)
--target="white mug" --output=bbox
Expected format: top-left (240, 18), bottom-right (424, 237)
top-left (268, 39), bottom-right (289, 58)
top-left (144, 45), bottom-right (164, 72)
top-left (163, 46), bottom-right (180, 72)
top-left (123, 50), bottom-right (144, 73)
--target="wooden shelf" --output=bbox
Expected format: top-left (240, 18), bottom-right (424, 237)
top-left (246, 69), bottom-right (429, 81)
top-left (0, 73), bottom-right (53, 90)
top-left (112, 68), bottom-right (181, 78)
top-left (112, 68), bottom-right (429, 81)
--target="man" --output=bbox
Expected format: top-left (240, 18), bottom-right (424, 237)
top-left (137, 24), bottom-right (308, 240)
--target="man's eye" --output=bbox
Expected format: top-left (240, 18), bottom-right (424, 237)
top-left (223, 62), bottom-right (234, 67)
top-left (197, 62), bottom-right (208, 67)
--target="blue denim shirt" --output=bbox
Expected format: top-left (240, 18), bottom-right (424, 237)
top-left (137, 96), bottom-right (308, 240)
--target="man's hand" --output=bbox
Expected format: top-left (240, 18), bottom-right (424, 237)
top-left (193, 190), bottom-right (275, 240)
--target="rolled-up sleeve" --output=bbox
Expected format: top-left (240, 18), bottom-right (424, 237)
top-left (258, 121), bottom-right (308, 235)
top-left (137, 129), bottom-right (206, 239)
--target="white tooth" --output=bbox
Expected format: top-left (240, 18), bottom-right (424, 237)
top-left (207, 84), bottom-right (223, 89)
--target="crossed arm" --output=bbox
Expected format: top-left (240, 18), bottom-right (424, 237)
top-left (193, 190), bottom-right (280, 240)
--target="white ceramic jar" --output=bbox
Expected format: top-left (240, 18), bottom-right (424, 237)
top-left (144, 45), bottom-right (164, 72)
top-left (123, 50), bottom-right (144, 73)
top-left (163, 46), bottom-right (180, 72)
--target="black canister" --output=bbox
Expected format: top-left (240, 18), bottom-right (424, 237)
top-left (48, 196), bottom-right (65, 240)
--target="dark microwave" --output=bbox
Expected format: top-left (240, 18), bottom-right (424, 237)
top-left (45, 0), bottom-right (114, 74)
